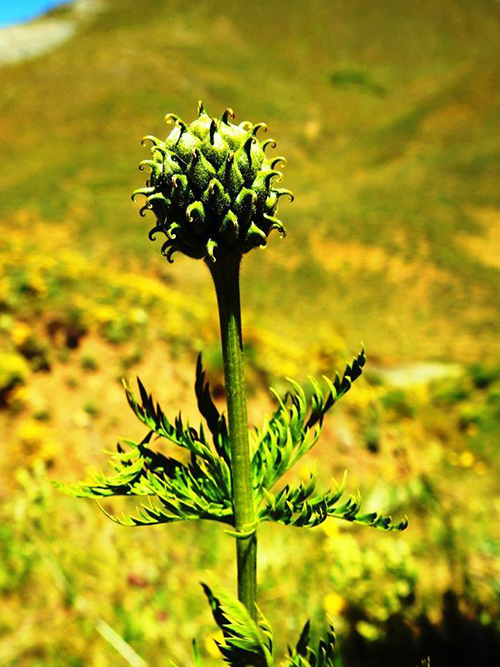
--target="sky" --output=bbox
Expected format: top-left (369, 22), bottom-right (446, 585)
top-left (0, 0), bottom-right (69, 28)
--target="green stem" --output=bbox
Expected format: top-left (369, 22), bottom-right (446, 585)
top-left (208, 254), bottom-right (257, 619)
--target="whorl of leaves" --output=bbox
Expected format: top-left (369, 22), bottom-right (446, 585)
top-left (56, 350), bottom-right (406, 532)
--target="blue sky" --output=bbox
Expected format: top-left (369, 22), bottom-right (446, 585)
top-left (0, 0), bottom-right (70, 28)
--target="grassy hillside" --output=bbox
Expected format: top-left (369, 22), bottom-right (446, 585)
top-left (0, 1), bottom-right (499, 666)
top-left (1, 0), bottom-right (499, 362)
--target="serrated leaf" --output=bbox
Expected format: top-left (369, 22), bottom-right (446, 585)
top-left (252, 350), bottom-right (366, 495)
top-left (259, 473), bottom-right (407, 532)
top-left (202, 584), bottom-right (273, 667)
top-left (294, 620), bottom-right (311, 656)
top-left (287, 621), bottom-right (336, 667)
top-left (57, 417), bottom-right (233, 526)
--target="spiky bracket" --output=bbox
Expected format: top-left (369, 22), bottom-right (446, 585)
top-left (56, 350), bottom-right (407, 533)
top-left (132, 102), bottom-right (293, 263)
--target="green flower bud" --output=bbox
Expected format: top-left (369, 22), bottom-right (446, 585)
top-left (132, 102), bottom-right (293, 263)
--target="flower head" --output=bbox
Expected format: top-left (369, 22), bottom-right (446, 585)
top-left (132, 102), bottom-right (293, 263)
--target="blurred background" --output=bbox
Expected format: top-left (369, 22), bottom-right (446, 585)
top-left (0, 0), bottom-right (499, 665)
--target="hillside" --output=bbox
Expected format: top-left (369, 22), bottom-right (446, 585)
top-left (0, 0), bottom-right (499, 364)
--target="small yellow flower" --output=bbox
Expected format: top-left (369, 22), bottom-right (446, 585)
top-left (11, 322), bottom-right (31, 347)
top-left (323, 591), bottom-right (345, 617)
top-left (459, 451), bottom-right (475, 468)
top-left (0, 351), bottom-right (30, 390)
top-left (94, 305), bottom-right (117, 324)
top-left (0, 277), bottom-right (10, 300)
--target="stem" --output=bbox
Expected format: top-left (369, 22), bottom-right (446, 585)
top-left (208, 254), bottom-right (257, 619)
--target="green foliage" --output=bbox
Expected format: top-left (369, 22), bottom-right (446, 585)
top-left (55, 428), bottom-right (233, 527)
top-left (55, 360), bottom-right (233, 526)
top-left (287, 621), bottom-right (336, 667)
top-left (183, 584), bottom-right (339, 667)
top-left (252, 350), bottom-right (367, 491)
top-left (81, 354), bottom-right (99, 372)
top-left (253, 349), bottom-right (407, 532)
top-left (258, 477), bottom-right (407, 532)
top-left (57, 350), bottom-right (406, 534)
top-left (202, 584), bottom-right (274, 666)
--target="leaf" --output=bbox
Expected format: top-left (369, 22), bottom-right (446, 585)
top-left (201, 584), bottom-right (274, 667)
top-left (56, 424), bottom-right (234, 527)
top-left (287, 621), bottom-right (336, 667)
top-left (192, 639), bottom-right (205, 667)
top-left (195, 353), bottom-right (230, 463)
top-left (259, 473), bottom-right (408, 532)
top-left (124, 377), bottom-right (205, 452)
top-left (307, 349), bottom-right (366, 430)
top-left (252, 350), bottom-right (366, 493)
top-left (295, 620), bottom-right (311, 656)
